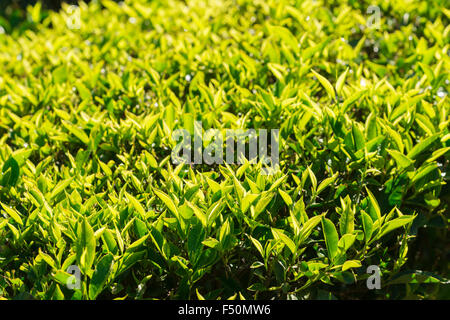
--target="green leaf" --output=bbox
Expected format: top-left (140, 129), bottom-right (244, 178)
top-left (232, 176), bottom-right (245, 203)
top-left (154, 189), bottom-right (179, 219)
top-left (425, 147), bottom-right (450, 163)
top-left (116, 251), bottom-right (145, 277)
top-left (186, 201), bottom-right (207, 227)
top-left (342, 260), bottom-right (361, 271)
top-left (126, 192), bottom-right (146, 217)
top-left (127, 234), bottom-right (150, 252)
top-left (249, 235), bottom-right (264, 259)
top-left (337, 234), bottom-right (356, 253)
top-left (352, 122), bottom-right (365, 151)
top-left (312, 69), bottom-right (336, 101)
top-left (317, 173), bottom-right (338, 195)
top-left (62, 120), bottom-right (90, 145)
top-left (267, 25), bottom-right (298, 50)
top-left (254, 192), bottom-right (275, 218)
top-left (38, 248), bottom-right (56, 269)
top-left (298, 215), bottom-right (322, 244)
top-left (219, 219), bottom-right (232, 250)
top-left (89, 254), bottom-right (113, 300)
top-left (52, 66), bottom-right (68, 84)
top-left (376, 215), bottom-right (415, 240)
top-left (188, 223), bottom-right (205, 262)
top-left (321, 217), bottom-right (339, 263)
top-left (1, 157), bottom-right (20, 187)
top-left (306, 166), bottom-right (317, 193)
top-left (102, 229), bottom-right (118, 254)
top-left (76, 82), bottom-right (92, 100)
top-left (361, 211), bottom-right (373, 243)
top-left (388, 149), bottom-right (415, 169)
top-left (76, 218), bottom-right (96, 273)
top-left (365, 187), bottom-right (381, 221)
top-left (241, 193), bottom-right (258, 213)
top-left (339, 208), bottom-right (354, 236)
top-left (406, 134), bottom-right (440, 160)
top-left (341, 90), bottom-right (366, 113)
top-left (278, 189), bottom-right (293, 206)
top-left (247, 282), bottom-right (266, 292)
top-left (202, 237), bottom-right (220, 249)
top-left (336, 68), bottom-right (349, 96)
top-left (267, 63), bottom-right (286, 82)
top-left (272, 228), bottom-right (296, 255)
top-left (50, 178), bottom-right (73, 200)
top-left (0, 202), bottom-right (23, 225)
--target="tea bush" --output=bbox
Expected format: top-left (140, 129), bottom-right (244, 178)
top-left (0, 0), bottom-right (449, 300)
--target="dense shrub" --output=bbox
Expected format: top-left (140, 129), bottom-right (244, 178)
top-left (0, 0), bottom-right (448, 300)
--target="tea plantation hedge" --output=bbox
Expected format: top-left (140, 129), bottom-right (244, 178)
top-left (0, 0), bottom-right (449, 300)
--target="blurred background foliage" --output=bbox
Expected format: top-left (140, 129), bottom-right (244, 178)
top-left (0, 1), bottom-right (116, 34)
top-left (1, 0), bottom-right (448, 35)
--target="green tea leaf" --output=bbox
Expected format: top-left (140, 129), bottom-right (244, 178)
top-left (89, 254), bottom-right (114, 300)
top-left (76, 218), bottom-right (96, 273)
top-left (312, 69), bottom-right (336, 101)
top-left (322, 217), bottom-right (339, 263)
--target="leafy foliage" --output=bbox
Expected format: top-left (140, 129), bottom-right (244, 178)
top-left (0, 0), bottom-right (449, 300)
